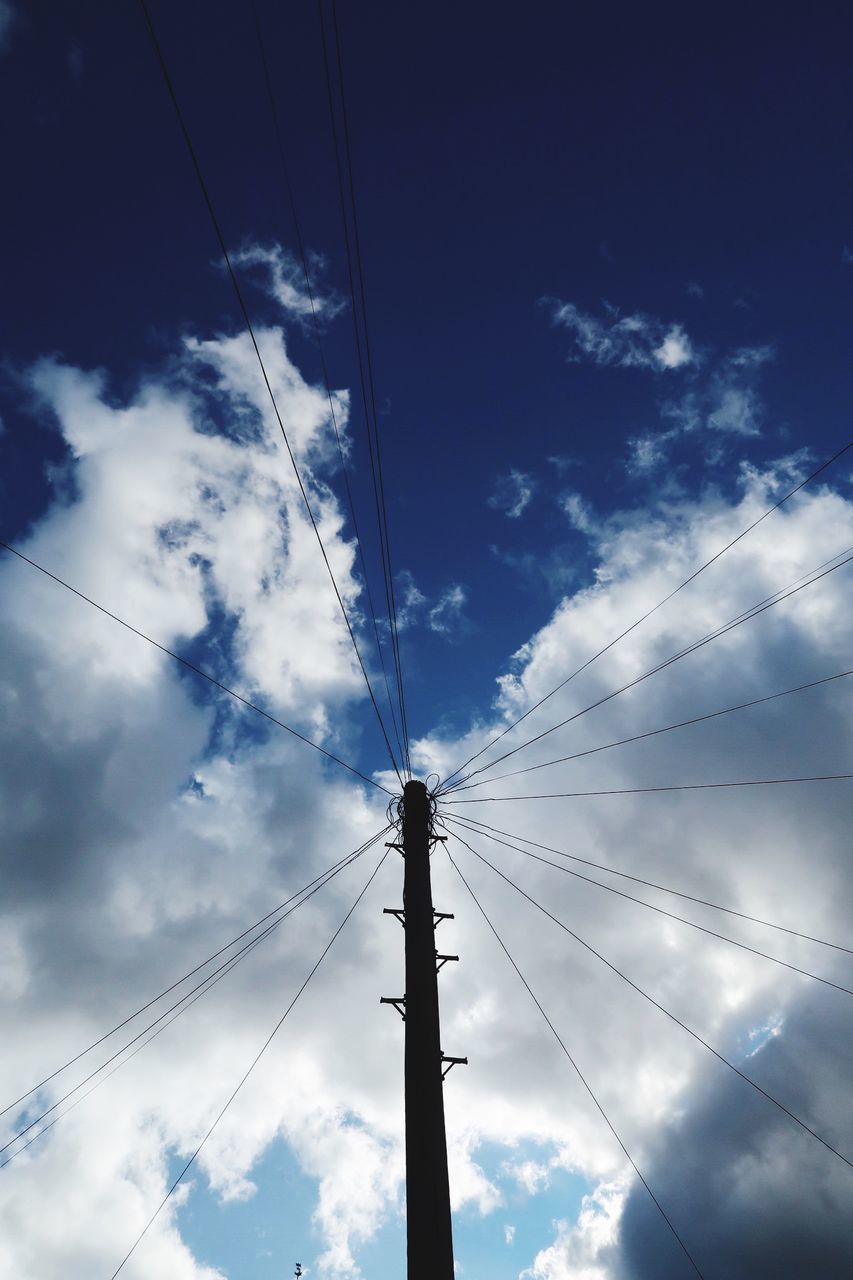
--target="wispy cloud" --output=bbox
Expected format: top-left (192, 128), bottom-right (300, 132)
top-left (545, 299), bottom-right (695, 372)
top-left (626, 344), bottom-right (775, 476)
top-left (488, 468), bottom-right (536, 518)
top-left (546, 455), bottom-right (580, 476)
top-left (626, 428), bottom-right (680, 476)
top-left (396, 571), bottom-right (468, 637)
top-left (665, 345), bottom-right (774, 439)
top-left (428, 584), bottom-right (467, 634)
top-left (558, 490), bottom-right (597, 537)
top-left (229, 242), bottom-right (343, 323)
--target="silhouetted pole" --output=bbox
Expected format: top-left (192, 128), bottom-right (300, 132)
top-left (392, 780), bottom-right (458, 1280)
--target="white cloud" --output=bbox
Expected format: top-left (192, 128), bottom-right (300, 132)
top-left (667, 345), bottom-right (774, 441)
top-left (489, 468), bottom-right (536, 518)
top-left (625, 429), bottom-right (679, 476)
top-left (429, 584), bottom-right (468, 635)
top-left (727, 344), bottom-right (775, 368)
top-left (653, 327), bottom-right (694, 370)
top-left (0, 313), bottom-right (405, 1277)
top-left (417, 454), bottom-right (853, 1274)
top-left (558, 491), bottom-right (597, 537)
top-left (504, 1223), bottom-right (516, 1245)
top-left (396, 570), bottom-right (468, 637)
top-left (396, 568), bottom-right (428, 626)
top-left (707, 384), bottom-right (760, 435)
top-left (503, 1157), bottom-right (550, 1195)
top-left (546, 300), bottom-right (695, 372)
top-left (546, 455), bottom-right (579, 476)
top-left (631, 342), bottom-right (776, 473)
top-left (229, 242), bottom-right (343, 323)
top-left (521, 1182), bottom-right (624, 1280)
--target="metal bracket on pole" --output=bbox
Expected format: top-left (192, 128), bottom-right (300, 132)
top-left (435, 954), bottom-right (459, 973)
top-left (385, 842), bottom-right (405, 855)
top-left (381, 996), bottom-right (407, 1021)
top-left (433, 911), bottom-right (454, 930)
top-left (383, 907), bottom-right (406, 928)
top-left (440, 1055), bottom-right (468, 1080)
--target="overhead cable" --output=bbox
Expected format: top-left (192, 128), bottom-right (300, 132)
top-left (138, 0), bottom-right (403, 784)
top-left (3, 924), bottom-right (264, 1170)
top-left (441, 445), bottom-right (852, 790)
top-left (249, 0), bottom-right (406, 771)
top-left (443, 774), bottom-right (853, 805)
top-left (441, 550), bottom-right (853, 790)
top-left (0, 541), bottom-right (392, 797)
top-left (448, 669), bottom-right (853, 793)
top-left (1, 830), bottom-right (389, 1162)
top-left (0, 826), bottom-right (391, 1125)
top-left (439, 814), bottom-right (853, 996)
top-left (318, 0), bottom-right (411, 773)
top-left (107, 843), bottom-right (391, 1278)
top-left (446, 844), bottom-right (705, 1280)
top-left (450, 830), bottom-right (853, 1172)
top-left (328, 0), bottom-right (411, 771)
top-left (441, 811), bottom-right (853, 955)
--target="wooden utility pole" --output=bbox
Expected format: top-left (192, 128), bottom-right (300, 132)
top-left (382, 779), bottom-right (464, 1280)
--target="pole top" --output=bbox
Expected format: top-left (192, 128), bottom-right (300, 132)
top-left (402, 778), bottom-right (430, 824)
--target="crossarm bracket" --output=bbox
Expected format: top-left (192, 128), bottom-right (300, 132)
top-left (440, 1054), bottom-right (468, 1080)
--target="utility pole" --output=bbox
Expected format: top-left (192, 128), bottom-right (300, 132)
top-left (382, 779), bottom-right (465, 1280)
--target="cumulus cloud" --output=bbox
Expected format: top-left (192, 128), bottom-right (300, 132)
top-left (0, 311), bottom-right (406, 1277)
top-left (546, 300), bottom-right (695, 372)
top-left (617, 998), bottom-right (853, 1278)
top-left (489, 468), bottom-right (537, 518)
top-left (521, 1182), bottom-right (624, 1280)
top-left (3, 277), bottom-right (852, 1280)
top-left (418, 454), bottom-right (853, 1276)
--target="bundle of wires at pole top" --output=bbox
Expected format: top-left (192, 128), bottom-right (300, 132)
top-left (387, 776), bottom-right (440, 840)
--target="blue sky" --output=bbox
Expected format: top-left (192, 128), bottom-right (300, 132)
top-left (1, 3), bottom-right (852, 1279)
